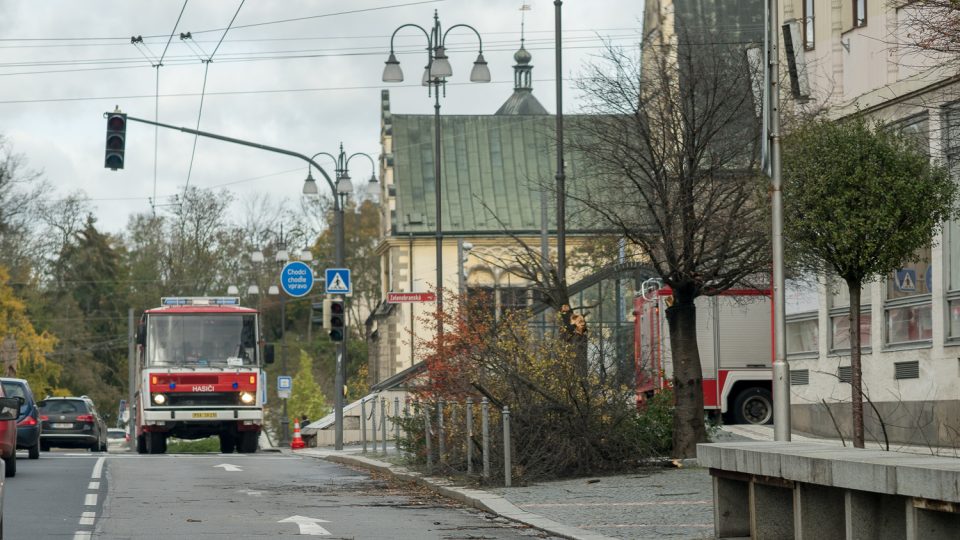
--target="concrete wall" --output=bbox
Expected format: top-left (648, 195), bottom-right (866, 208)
top-left (792, 400), bottom-right (960, 449)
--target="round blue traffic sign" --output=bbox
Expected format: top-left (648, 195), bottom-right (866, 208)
top-left (280, 261), bottom-right (314, 297)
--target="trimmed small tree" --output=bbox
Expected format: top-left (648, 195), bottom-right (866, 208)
top-left (783, 116), bottom-right (957, 448)
top-left (288, 351), bottom-right (330, 424)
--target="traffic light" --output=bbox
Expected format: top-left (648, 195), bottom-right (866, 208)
top-left (311, 302), bottom-right (324, 326)
top-left (328, 299), bottom-right (345, 342)
top-left (321, 298), bottom-right (332, 330)
top-left (105, 112), bottom-right (127, 170)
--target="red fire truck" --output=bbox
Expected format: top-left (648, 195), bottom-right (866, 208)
top-left (634, 285), bottom-right (773, 424)
top-left (134, 297), bottom-right (274, 454)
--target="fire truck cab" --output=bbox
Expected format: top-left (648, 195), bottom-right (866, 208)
top-left (134, 297), bottom-right (273, 454)
top-left (634, 285), bottom-right (774, 424)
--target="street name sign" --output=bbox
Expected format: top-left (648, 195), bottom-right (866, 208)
top-left (280, 261), bottom-right (314, 297)
top-left (386, 292), bottom-right (437, 303)
top-left (325, 268), bottom-right (351, 294)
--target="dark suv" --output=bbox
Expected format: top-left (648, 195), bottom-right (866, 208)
top-left (0, 378), bottom-right (41, 459)
top-left (38, 397), bottom-right (107, 452)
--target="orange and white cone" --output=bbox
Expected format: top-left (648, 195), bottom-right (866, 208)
top-left (290, 419), bottom-right (306, 450)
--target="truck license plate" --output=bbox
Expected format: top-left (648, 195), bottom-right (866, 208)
top-left (52, 423), bottom-right (73, 429)
top-left (191, 412), bottom-right (217, 418)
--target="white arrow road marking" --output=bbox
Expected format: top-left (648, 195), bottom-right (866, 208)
top-left (214, 463), bottom-right (243, 472)
top-left (278, 515), bottom-right (331, 536)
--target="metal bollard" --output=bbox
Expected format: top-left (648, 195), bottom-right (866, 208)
top-left (394, 397), bottom-right (401, 453)
top-left (466, 397), bottom-right (474, 474)
top-left (503, 406), bottom-right (511, 487)
top-left (360, 398), bottom-right (367, 453)
top-left (481, 397), bottom-right (490, 480)
top-left (381, 397), bottom-right (387, 454)
top-left (437, 398), bottom-right (446, 466)
top-left (424, 402), bottom-right (433, 473)
top-left (371, 395), bottom-right (378, 452)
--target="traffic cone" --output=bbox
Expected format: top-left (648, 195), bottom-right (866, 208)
top-left (290, 419), bottom-right (306, 449)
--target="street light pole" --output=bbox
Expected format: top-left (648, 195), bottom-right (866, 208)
top-left (554, 0), bottom-right (566, 289)
top-left (308, 144), bottom-right (377, 451)
top-left (383, 9), bottom-right (490, 322)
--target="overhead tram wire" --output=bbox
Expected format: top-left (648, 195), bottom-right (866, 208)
top-left (181, 0), bottom-right (246, 206)
top-left (0, 0), bottom-right (446, 44)
top-left (137, 0), bottom-right (190, 215)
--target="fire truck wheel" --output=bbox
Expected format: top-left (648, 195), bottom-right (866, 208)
top-left (219, 433), bottom-right (236, 454)
top-left (136, 434), bottom-right (147, 454)
top-left (732, 387), bottom-right (773, 425)
top-left (237, 431), bottom-right (258, 453)
top-left (147, 432), bottom-right (166, 454)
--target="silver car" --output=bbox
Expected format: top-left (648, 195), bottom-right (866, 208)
top-left (107, 428), bottom-right (130, 452)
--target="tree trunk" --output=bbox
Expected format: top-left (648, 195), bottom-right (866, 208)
top-left (666, 289), bottom-right (708, 458)
top-left (847, 280), bottom-right (865, 448)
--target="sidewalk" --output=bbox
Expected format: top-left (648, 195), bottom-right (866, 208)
top-left (294, 425), bottom-right (960, 539)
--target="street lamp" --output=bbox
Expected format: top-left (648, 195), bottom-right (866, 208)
top-left (306, 142), bottom-right (377, 451)
top-left (383, 10), bottom-right (490, 312)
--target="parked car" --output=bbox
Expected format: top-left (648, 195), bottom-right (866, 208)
top-left (38, 396), bottom-right (107, 452)
top-left (0, 392), bottom-right (18, 479)
top-left (0, 378), bottom-right (41, 459)
top-left (107, 428), bottom-right (129, 452)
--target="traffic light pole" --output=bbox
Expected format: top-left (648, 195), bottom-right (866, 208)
top-left (119, 114), bottom-right (349, 448)
top-left (334, 196), bottom-right (345, 450)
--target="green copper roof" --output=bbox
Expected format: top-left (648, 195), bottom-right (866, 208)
top-left (391, 114), bottom-right (595, 235)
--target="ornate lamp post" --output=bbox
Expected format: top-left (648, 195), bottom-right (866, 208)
top-left (382, 10), bottom-right (490, 312)
top-left (305, 143), bottom-right (377, 450)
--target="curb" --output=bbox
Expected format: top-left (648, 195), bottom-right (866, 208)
top-left (317, 453), bottom-right (617, 540)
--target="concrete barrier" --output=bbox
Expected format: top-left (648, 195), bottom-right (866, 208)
top-left (697, 442), bottom-right (960, 539)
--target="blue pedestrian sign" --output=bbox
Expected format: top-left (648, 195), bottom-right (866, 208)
top-left (325, 268), bottom-right (352, 295)
top-left (280, 261), bottom-right (314, 297)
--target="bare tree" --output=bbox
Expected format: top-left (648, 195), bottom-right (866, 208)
top-left (893, 1), bottom-right (960, 61)
top-left (568, 34), bottom-right (769, 457)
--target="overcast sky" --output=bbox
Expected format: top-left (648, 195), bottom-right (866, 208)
top-left (0, 0), bottom-right (642, 234)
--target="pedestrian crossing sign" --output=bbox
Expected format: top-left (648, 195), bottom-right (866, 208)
top-left (325, 268), bottom-right (352, 294)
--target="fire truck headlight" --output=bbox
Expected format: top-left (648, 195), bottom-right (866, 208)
top-left (153, 393), bottom-right (167, 405)
top-left (239, 392), bottom-right (255, 405)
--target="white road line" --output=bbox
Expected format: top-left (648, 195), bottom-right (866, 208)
top-left (91, 456), bottom-right (106, 479)
top-left (88, 481), bottom-right (100, 490)
top-left (73, 532), bottom-right (92, 540)
top-left (84, 493), bottom-right (98, 506)
top-left (79, 512), bottom-right (96, 526)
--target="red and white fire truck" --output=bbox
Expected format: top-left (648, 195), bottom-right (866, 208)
top-left (134, 297), bottom-right (274, 454)
top-left (634, 284), bottom-right (774, 424)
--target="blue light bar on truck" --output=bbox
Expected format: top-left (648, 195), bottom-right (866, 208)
top-left (160, 297), bottom-right (240, 306)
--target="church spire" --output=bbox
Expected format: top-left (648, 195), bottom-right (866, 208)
top-left (495, 4), bottom-right (547, 115)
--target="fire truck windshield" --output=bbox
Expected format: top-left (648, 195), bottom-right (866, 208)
top-left (146, 314), bottom-right (258, 367)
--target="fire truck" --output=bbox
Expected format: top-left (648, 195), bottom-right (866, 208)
top-left (634, 284), bottom-right (773, 424)
top-left (133, 297), bottom-right (274, 454)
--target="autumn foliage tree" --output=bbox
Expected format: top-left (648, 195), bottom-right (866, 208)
top-left (405, 290), bottom-right (673, 481)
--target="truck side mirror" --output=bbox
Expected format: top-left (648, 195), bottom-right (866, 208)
top-left (136, 322), bottom-right (146, 346)
top-left (264, 344), bottom-right (275, 364)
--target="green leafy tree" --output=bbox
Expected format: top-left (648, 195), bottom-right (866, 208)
top-left (783, 116), bottom-right (957, 448)
top-left (288, 350), bottom-right (330, 424)
top-left (0, 266), bottom-right (62, 396)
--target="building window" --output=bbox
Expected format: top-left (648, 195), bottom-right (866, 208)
top-left (786, 316), bottom-right (818, 355)
top-left (803, 0), bottom-right (815, 49)
top-left (830, 312), bottom-right (871, 351)
top-left (466, 286), bottom-right (496, 321)
top-left (499, 287), bottom-right (529, 318)
top-left (829, 279), bottom-right (871, 351)
top-left (885, 247), bottom-right (932, 346)
top-left (853, 0), bottom-right (866, 27)
top-left (945, 104), bottom-right (960, 340)
top-left (886, 304), bottom-right (933, 344)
